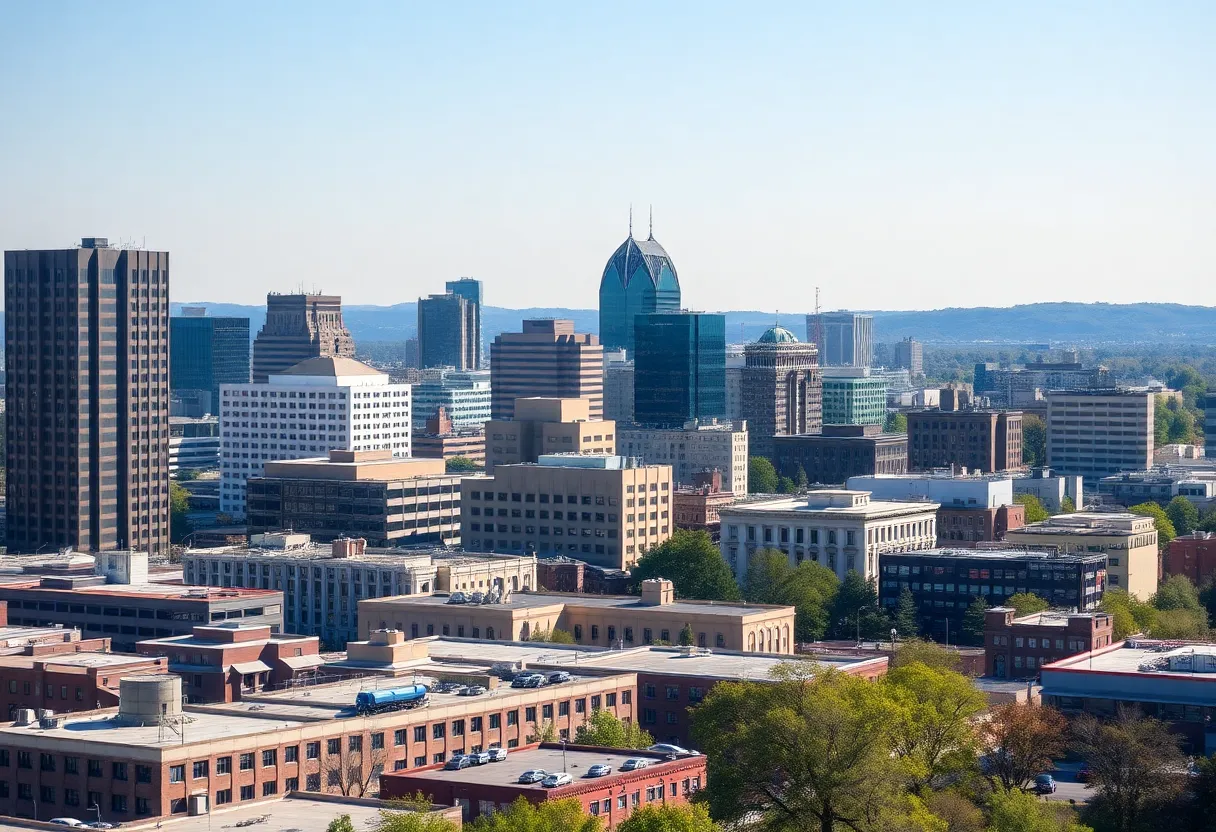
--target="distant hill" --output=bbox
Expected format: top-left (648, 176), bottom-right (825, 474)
top-left (168, 301), bottom-right (1216, 347)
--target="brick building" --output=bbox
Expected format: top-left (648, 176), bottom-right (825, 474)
top-left (937, 503), bottom-right (1025, 547)
top-left (983, 607), bottom-right (1115, 679)
top-left (672, 469), bottom-right (739, 541)
top-left (535, 558), bottom-right (631, 595)
top-left (907, 407), bottom-right (1023, 473)
top-left (1165, 532), bottom-right (1216, 587)
top-left (412, 406), bottom-right (487, 465)
top-left (773, 425), bottom-right (908, 485)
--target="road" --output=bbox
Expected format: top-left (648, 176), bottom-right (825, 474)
top-left (1043, 761), bottom-right (1094, 805)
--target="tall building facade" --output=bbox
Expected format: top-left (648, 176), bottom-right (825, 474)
top-left (4, 238), bottom-right (171, 555)
top-left (821, 370), bottom-right (887, 426)
top-left (418, 287), bottom-right (479, 370)
top-left (170, 309), bottom-right (250, 415)
top-left (603, 349), bottom-right (635, 423)
top-left (633, 311), bottom-right (726, 428)
top-left (219, 357), bottom-right (412, 519)
top-left (907, 408), bottom-right (1024, 473)
top-left (598, 230), bottom-right (681, 354)
top-left (806, 311), bottom-right (873, 368)
top-left (742, 326), bottom-right (822, 459)
top-left (894, 337), bottom-right (923, 377)
top-left (251, 293), bottom-right (355, 383)
top-left (411, 368), bottom-right (492, 431)
top-left (490, 319), bottom-right (603, 420)
top-left (1046, 389), bottom-right (1153, 480)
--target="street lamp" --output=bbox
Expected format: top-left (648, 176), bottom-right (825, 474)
top-left (890, 628), bottom-right (897, 651)
top-left (91, 803), bottom-right (103, 825)
top-left (560, 737), bottom-right (568, 773)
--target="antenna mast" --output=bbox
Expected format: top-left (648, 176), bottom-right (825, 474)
top-left (811, 287), bottom-right (825, 357)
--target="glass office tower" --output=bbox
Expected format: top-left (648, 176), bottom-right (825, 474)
top-left (633, 312), bottom-right (726, 428)
top-left (598, 232), bottom-right (681, 355)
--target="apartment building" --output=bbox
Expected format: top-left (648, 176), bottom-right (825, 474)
top-left (907, 407), bottom-right (1023, 473)
top-left (983, 607), bottom-right (1114, 679)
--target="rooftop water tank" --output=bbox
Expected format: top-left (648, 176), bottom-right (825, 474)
top-left (118, 675), bottom-right (182, 726)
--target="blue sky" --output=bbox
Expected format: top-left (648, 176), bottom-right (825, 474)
top-left (1, 1), bottom-right (1213, 312)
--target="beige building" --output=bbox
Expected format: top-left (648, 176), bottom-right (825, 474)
top-left (489, 319), bottom-right (603, 420)
top-left (617, 419), bottom-right (748, 497)
top-left (1004, 512), bottom-right (1159, 599)
top-left (360, 578), bottom-right (797, 654)
top-left (485, 398), bottom-right (616, 471)
top-left (1046, 389), bottom-right (1154, 480)
top-left (463, 454), bottom-right (673, 570)
top-left (719, 490), bottom-right (940, 582)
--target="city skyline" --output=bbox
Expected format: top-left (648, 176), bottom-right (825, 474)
top-left (2, 3), bottom-right (1213, 312)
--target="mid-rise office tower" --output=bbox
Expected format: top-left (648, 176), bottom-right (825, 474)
top-left (742, 326), bottom-right (822, 459)
top-left (251, 293), bottom-right (354, 382)
top-left (633, 311), bottom-right (726, 428)
top-left (418, 286), bottom-right (479, 370)
top-left (447, 276), bottom-right (483, 366)
top-left (170, 307), bottom-right (250, 415)
top-left (4, 238), bottom-right (171, 555)
top-left (806, 311), bottom-right (873, 368)
top-left (490, 319), bottom-right (603, 420)
top-left (598, 221), bottom-right (681, 355)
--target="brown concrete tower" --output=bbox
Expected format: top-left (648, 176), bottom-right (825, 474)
top-left (251, 293), bottom-right (354, 383)
top-left (742, 325), bottom-right (822, 459)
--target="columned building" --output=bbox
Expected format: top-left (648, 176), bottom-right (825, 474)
top-left (598, 226), bottom-right (681, 355)
top-left (742, 326), bottom-right (822, 459)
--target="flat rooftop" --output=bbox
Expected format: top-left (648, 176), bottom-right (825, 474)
top-left (395, 745), bottom-right (691, 790)
top-left (1046, 641), bottom-right (1216, 678)
top-left (0, 624), bottom-right (76, 646)
top-left (881, 548), bottom-right (1103, 563)
top-left (0, 708), bottom-right (302, 749)
top-left (722, 495), bottom-right (937, 516)
top-left (114, 794), bottom-right (423, 832)
top-left (1, 581), bottom-right (281, 600)
top-left (0, 651), bottom-right (159, 670)
top-left (373, 591), bottom-right (789, 619)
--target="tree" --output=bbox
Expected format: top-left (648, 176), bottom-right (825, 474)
top-left (631, 530), bottom-right (740, 601)
top-left (1148, 575), bottom-right (1209, 638)
top-left (748, 456), bottom-right (778, 493)
top-left (892, 639), bottom-right (961, 672)
top-left (529, 628), bottom-right (576, 644)
top-left (678, 623), bottom-right (694, 646)
top-left (1185, 754), bottom-right (1216, 832)
top-left (1059, 496), bottom-right (1076, 514)
top-left (691, 665), bottom-right (908, 832)
top-left (742, 548), bottom-right (791, 603)
top-left (744, 551), bottom-right (840, 643)
top-left (884, 661), bottom-right (986, 792)
top-left (777, 475), bottom-right (796, 494)
top-left (1128, 502), bottom-right (1175, 548)
top-left (616, 805), bottom-right (717, 832)
top-left (831, 570), bottom-right (887, 640)
top-left (986, 787), bottom-right (1092, 832)
top-left (323, 743), bottom-right (387, 797)
top-left (445, 456), bottom-right (482, 473)
top-left (1013, 494), bottom-right (1049, 524)
top-left (468, 797), bottom-right (601, 832)
top-left (1071, 707), bottom-right (1187, 832)
top-left (960, 596), bottom-right (989, 646)
top-left (1100, 588), bottom-right (1158, 639)
top-left (572, 708), bottom-right (654, 749)
top-left (922, 791), bottom-right (984, 832)
top-left (1022, 414), bottom-right (1047, 468)
top-left (885, 412), bottom-right (908, 433)
top-left (328, 817), bottom-right (357, 832)
top-left (1005, 592), bottom-right (1050, 617)
top-left (893, 587), bottom-right (920, 638)
top-left (170, 481), bottom-right (192, 543)
top-left (980, 702), bottom-right (1067, 791)
top-left (794, 464), bottom-right (810, 490)
top-left (1165, 496), bottom-right (1199, 537)
top-left (375, 809), bottom-right (461, 832)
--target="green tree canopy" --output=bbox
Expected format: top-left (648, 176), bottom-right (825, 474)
top-left (892, 639), bottom-right (962, 672)
top-left (893, 586), bottom-right (920, 638)
top-left (529, 628), bottom-right (576, 644)
top-left (170, 481), bottom-right (192, 543)
top-left (631, 530), bottom-right (740, 601)
top-left (1128, 502), bottom-right (1176, 548)
top-left (884, 661), bottom-right (986, 792)
top-left (743, 550), bottom-right (840, 642)
top-left (1021, 413), bottom-right (1047, 468)
top-left (1059, 495), bottom-right (1076, 514)
top-left (793, 464), bottom-right (810, 490)
top-left (1148, 575), bottom-right (1209, 638)
top-left (445, 456), bottom-right (483, 473)
top-left (777, 475), bottom-right (796, 494)
top-left (615, 805), bottom-right (718, 832)
top-left (1100, 588), bottom-right (1158, 640)
top-left (1013, 493), bottom-right (1050, 524)
top-left (830, 570), bottom-right (888, 640)
top-left (1005, 592), bottom-right (1050, 617)
top-left (885, 412), bottom-right (908, 433)
top-left (678, 623), bottom-right (694, 646)
top-left (468, 798), bottom-right (601, 832)
top-left (748, 456), bottom-right (778, 493)
top-left (572, 708), bottom-right (653, 749)
top-left (374, 808), bottom-right (461, 832)
top-left (986, 786), bottom-right (1092, 832)
top-left (1165, 496), bottom-right (1199, 537)
top-left (328, 816), bottom-right (357, 832)
top-left (960, 596), bottom-right (989, 646)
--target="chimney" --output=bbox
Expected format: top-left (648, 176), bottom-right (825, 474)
top-left (640, 578), bottom-right (674, 606)
top-left (331, 537), bottom-right (367, 558)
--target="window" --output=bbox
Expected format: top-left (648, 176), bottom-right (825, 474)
top-left (241, 752), bottom-right (254, 770)
top-left (526, 707), bottom-right (537, 722)
top-left (263, 749), bottom-right (277, 767)
top-left (489, 714), bottom-right (501, 729)
top-left (349, 735), bottom-right (363, 752)
top-left (285, 777), bottom-right (299, 791)
top-left (666, 686), bottom-right (680, 700)
top-left (575, 698), bottom-right (586, 713)
top-left (372, 732), bottom-right (385, 750)
top-left (65, 788), bottom-right (80, 807)
top-left (507, 710), bottom-right (518, 726)
top-left (307, 742), bottom-right (320, 760)
top-left (216, 756), bottom-right (232, 774)
top-left (112, 795), bottom-right (128, 813)
top-left (414, 726), bottom-right (426, 742)
top-left (542, 704), bottom-right (553, 719)
top-left (216, 789), bottom-right (233, 806)
top-left (433, 723), bottom-right (445, 739)
top-left (285, 745), bottom-right (298, 763)
top-left (40, 785), bottom-right (55, 804)
top-left (64, 757), bottom-right (78, 775)
top-left (306, 774), bottom-right (321, 792)
top-left (327, 739), bottom-right (341, 755)
top-left (263, 782), bottom-right (278, 796)
top-left (241, 785), bottom-right (255, 801)
top-left (606, 693), bottom-right (616, 707)
top-left (471, 716), bottom-right (483, 732)
top-left (40, 753), bottom-right (56, 772)
top-left (136, 764), bottom-right (152, 783)
top-left (395, 729), bottom-right (407, 746)
top-left (136, 797), bottom-right (151, 815)
top-left (170, 764), bottom-right (185, 783)
top-left (193, 760), bottom-right (209, 779)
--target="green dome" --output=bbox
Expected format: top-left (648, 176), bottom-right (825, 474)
top-left (757, 325), bottom-right (799, 344)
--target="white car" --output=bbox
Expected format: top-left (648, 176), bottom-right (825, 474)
top-left (648, 743), bottom-right (693, 756)
top-left (620, 758), bottom-right (651, 771)
top-left (541, 772), bottom-right (573, 788)
top-left (518, 769), bottom-right (548, 784)
top-left (487, 747), bottom-right (508, 762)
top-left (48, 821), bottom-right (86, 828)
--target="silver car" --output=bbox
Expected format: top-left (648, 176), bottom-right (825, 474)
top-left (518, 769), bottom-right (548, 784)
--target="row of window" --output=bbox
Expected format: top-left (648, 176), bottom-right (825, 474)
top-left (0, 783), bottom-right (150, 816)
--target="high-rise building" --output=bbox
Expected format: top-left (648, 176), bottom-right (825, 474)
top-left (251, 293), bottom-right (355, 383)
top-left (633, 311), bottom-right (726, 428)
top-left (907, 406), bottom-right (1024, 473)
top-left (893, 337), bottom-right (923, 377)
top-left (170, 309), bottom-right (250, 416)
top-left (1046, 389), bottom-right (1154, 480)
top-left (4, 238), bottom-right (171, 555)
top-left (741, 326), bottom-right (822, 459)
top-left (219, 356), bottom-right (412, 519)
top-left (820, 369), bottom-right (887, 426)
top-left (603, 349), bottom-right (635, 423)
top-left (418, 285), bottom-right (480, 370)
top-left (806, 311), bottom-right (873, 368)
top-left (598, 226), bottom-right (681, 354)
top-left (490, 319), bottom-right (603, 420)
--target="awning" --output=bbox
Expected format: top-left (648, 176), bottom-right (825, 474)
top-left (279, 654), bottom-right (326, 670)
top-left (230, 660), bottom-right (272, 675)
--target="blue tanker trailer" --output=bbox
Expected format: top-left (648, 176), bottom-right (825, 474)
top-left (354, 684), bottom-right (429, 715)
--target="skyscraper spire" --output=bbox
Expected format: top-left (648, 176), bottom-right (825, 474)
top-left (648, 205), bottom-right (654, 240)
top-left (628, 204), bottom-right (633, 238)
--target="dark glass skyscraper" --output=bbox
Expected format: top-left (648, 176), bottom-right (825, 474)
top-left (170, 310), bottom-right (250, 415)
top-left (598, 229), bottom-right (681, 355)
top-left (633, 312), bottom-right (726, 428)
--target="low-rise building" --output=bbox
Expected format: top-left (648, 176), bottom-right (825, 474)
top-left (412, 406), bottom-right (487, 466)
top-left (170, 416), bottom-right (221, 472)
top-left (773, 425), bottom-right (908, 485)
top-left (672, 469), bottom-right (740, 541)
top-left (982, 607), bottom-right (1115, 679)
top-left (878, 549), bottom-right (1106, 642)
top-left (1011, 467), bottom-right (1084, 513)
top-left (719, 490), bottom-right (940, 582)
top-left (1004, 512), bottom-right (1159, 599)
top-left (245, 449), bottom-right (462, 547)
top-left (617, 419), bottom-right (748, 496)
top-left (821, 369), bottom-right (888, 426)
top-left (359, 578), bottom-right (796, 654)
top-left (847, 473), bottom-right (1025, 547)
top-left (411, 368), bottom-right (493, 432)
top-left (1164, 532), bottom-right (1216, 587)
top-left (535, 558), bottom-right (631, 595)
top-left (461, 454), bottom-right (674, 570)
top-left (486, 398), bottom-right (616, 471)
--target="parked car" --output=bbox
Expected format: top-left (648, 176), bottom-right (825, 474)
top-left (487, 747), bottom-right (509, 762)
top-left (459, 685), bottom-right (488, 697)
top-left (620, 758), bottom-right (651, 771)
top-left (548, 671), bottom-right (572, 684)
top-left (470, 592), bottom-right (485, 604)
top-left (1034, 774), bottom-right (1057, 794)
top-left (84, 824), bottom-right (117, 830)
top-left (586, 764), bottom-right (613, 777)
top-left (470, 751), bottom-right (492, 765)
top-left (518, 769), bottom-right (548, 784)
top-left (446, 592), bottom-right (467, 604)
top-left (648, 743), bottom-right (696, 756)
top-left (1077, 766), bottom-right (1092, 783)
top-left (48, 821), bottom-right (86, 828)
top-left (432, 682), bottom-right (462, 694)
top-left (541, 773), bottom-right (574, 788)
top-left (525, 674), bottom-right (548, 688)
top-left (444, 755), bottom-right (472, 770)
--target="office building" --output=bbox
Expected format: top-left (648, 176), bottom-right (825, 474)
top-left (617, 419), bottom-right (748, 496)
top-left (1004, 512), bottom-right (1159, 599)
top-left (633, 311), bottom-right (726, 428)
top-left (603, 349), bottom-right (635, 423)
top-left (490, 320), bottom-right (603, 419)
top-left (848, 473), bottom-right (1025, 547)
top-left (411, 368), bottom-right (492, 431)
top-left (445, 276), bottom-right (483, 367)
top-left (219, 357), bottom-right (412, 519)
top-left (598, 226), bottom-right (681, 354)
top-left (719, 489), bottom-right (940, 582)
top-left (806, 311), bottom-right (873, 368)
top-left (773, 425), bottom-right (907, 484)
top-left (251, 293), bottom-right (355, 383)
top-left (673, 469), bottom-right (741, 541)
top-left (975, 358), bottom-right (1111, 411)
top-left (1046, 389), bottom-right (1154, 480)
top-left (169, 416), bottom-right (220, 472)
top-left (741, 326), bottom-right (822, 459)
top-left (183, 533), bottom-right (536, 647)
top-left (413, 406), bottom-right (486, 465)
top-left (724, 347), bottom-right (745, 425)
top-left (461, 454), bottom-right (673, 569)
top-left (877, 548), bottom-right (1106, 642)
top-left (1011, 468), bottom-right (1084, 513)
top-left (893, 337), bottom-right (923, 377)
top-left (485, 398), bottom-right (615, 471)
top-left (4, 238), bottom-right (171, 556)
top-left (1096, 469), bottom-right (1200, 507)
top-left (245, 450), bottom-right (462, 547)
top-left (907, 406), bottom-right (1024, 473)
top-left (821, 369), bottom-right (887, 426)
top-left (170, 309), bottom-right (250, 415)
top-left (983, 607), bottom-right (1114, 680)
top-left (418, 288), bottom-right (479, 371)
